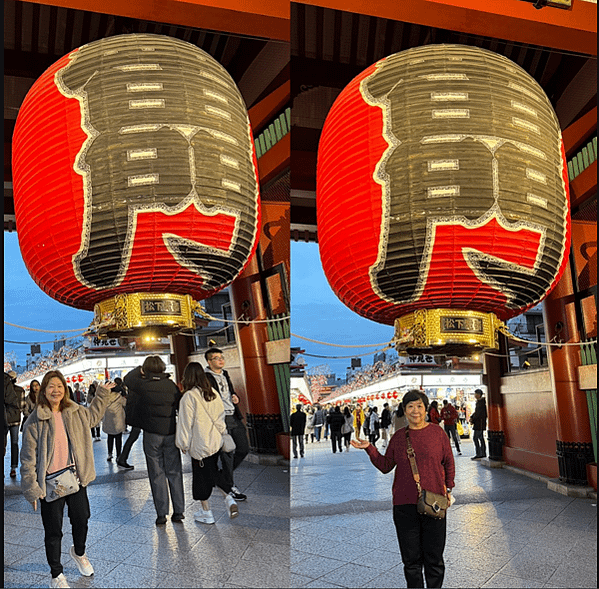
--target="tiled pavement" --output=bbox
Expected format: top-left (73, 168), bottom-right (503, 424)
top-left (5, 427), bottom-right (598, 588)
top-left (4, 429), bottom-right (290, 588)
top-left (290, 434), bottom-right (597, 589)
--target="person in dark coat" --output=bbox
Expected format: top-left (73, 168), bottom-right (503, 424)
top-left (5, 371), bottom-right (24, 478)
top-left (328, 406), bottom-right (346, 453)
top-left (290, 404), bottom-right (307, 459)
top-left (116, 378), bottom-right (140, 469)
top-left (5, 372), bottom-right (21, 470)
top-left (470, 389), bottom-right (487, 460)
top-left (124, 356), bottom-right (184, 525)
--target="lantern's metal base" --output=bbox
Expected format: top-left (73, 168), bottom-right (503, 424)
top-left (91, 292), bottom-right (201, 338)
top-left (395, 308), bottom-right (502, 356)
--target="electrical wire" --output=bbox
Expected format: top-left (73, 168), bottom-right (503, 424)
top-left (291, 333), bottom-right (393, 348)
top-left (4, 321), bottom-right (88, 333)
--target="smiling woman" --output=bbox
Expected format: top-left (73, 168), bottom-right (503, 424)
top-left (351, 389), bottom-right (455, 588)
top-left (19, 371), bottom-right (118, 588)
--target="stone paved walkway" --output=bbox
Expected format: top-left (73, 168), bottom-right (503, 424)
top-left (290, 433), bottom-right (597, 589)
top-left (4, 429), bottom-right (290, 588)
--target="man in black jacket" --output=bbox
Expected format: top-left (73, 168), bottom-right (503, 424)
top-left (205, 348), bottom-right (250, 502)
top-left (290, 404), bottom-right (307, 459)
top-left (470, 389), bottom-right (488, 460)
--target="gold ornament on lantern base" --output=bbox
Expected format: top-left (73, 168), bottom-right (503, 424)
top-left (395, 309), bottom-right (503, 356)
top-left (90, 293), bottom-right (205, 338)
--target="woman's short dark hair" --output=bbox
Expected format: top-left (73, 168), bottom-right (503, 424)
top-left (402, 389), bottom-right (429, 410)
top-left (343, 406), bottom-right (351, 417)
top-left (37, 370), bottom-right (73, 412)
top-left (142, 355), bottom-right (166, 374)
top-left (181, 362), bottom-right (215, 401)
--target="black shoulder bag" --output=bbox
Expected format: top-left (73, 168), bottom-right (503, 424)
top-left (405, 428), bottom-right (448, 519)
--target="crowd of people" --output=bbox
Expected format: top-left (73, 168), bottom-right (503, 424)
top-left (4, 347), bottom-right (251, 589)
top-left (290, 394), bottom-right (481, 458)
top-left (291, 389), bottom-right (488, 588)
top-left (319, 360), bottom-right (401, 400)
top-left (11, 344), bottom-right (84, 383)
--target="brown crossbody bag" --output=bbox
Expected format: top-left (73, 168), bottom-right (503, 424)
top-left (405, 429), bottom-right (448, 519)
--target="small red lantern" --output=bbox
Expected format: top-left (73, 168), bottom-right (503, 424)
top-left (392, 391), bottom-right (398, 399)
top-left (13, 34), bottom-right (260, 337)
top-left (317, 45), bottom-right (570, 355)
top-left (78, 374), bottom-right (84, 382)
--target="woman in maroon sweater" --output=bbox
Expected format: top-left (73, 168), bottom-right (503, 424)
top-left (352, 390), bottom-right (455, 588)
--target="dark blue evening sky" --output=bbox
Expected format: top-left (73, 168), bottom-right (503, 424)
top-left (4, 231), bottom-right (394, 377)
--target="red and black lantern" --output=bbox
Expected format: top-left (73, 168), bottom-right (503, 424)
top-left (13, 34), bottom-right (260, 336)
top-left (317, 44), bottom-right (570, 355)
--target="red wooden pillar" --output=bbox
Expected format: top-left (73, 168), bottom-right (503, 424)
top-left (229, 200), bottom-right (290, 453)
top-left (544, 257), bottom-right (593, 484)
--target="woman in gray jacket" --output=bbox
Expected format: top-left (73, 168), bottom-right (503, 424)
top-left (20, 370), bottom-right (116, 589)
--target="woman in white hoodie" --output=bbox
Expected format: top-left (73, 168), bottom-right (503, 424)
top-left (176, 362), bottom-right (237, 524)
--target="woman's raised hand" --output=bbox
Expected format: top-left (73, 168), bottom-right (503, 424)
top-left (351, 437), bottom-right (370, 450)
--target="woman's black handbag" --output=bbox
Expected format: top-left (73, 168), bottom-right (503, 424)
top-left (405, 429), bottom-right (448, 519)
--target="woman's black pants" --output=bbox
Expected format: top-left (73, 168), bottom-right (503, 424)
top-left (40, 485), bottom-right (90, 578)
top-left (393, 504), bottom-right (446, 588)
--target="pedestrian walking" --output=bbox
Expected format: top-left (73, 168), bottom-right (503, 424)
top-left (312, 404), bottom-right (325, 442)
top-left (362, 406), bottom-right (371, 440)
top-left (341, 406), bottom-right (354, 451)
top-left (352, 389), bottom-right (455, 588)
top-left (117, 379), bottom-right (141, 470)
top-left (328, 405), bottom-right (345, 453)
top-left (204, 347), bottom-right (250, 502)
top-left (86, 383), bottom-right (101, 441)
top-left (428, 400), bottom-right (441, 425)
top-left (5, 371), bottom-right (24, 478)
top-left (20, 370), bottom-right (118, 588)
top-left (440, 400), bottom-right (462, 455)
top-left (369, 406), bottom-right (380, 447)
top-left (124, 356), bottom-right (185, 525)
top-left (176, 361), bottom-right (238, 524)
top-left (102, 379), bottom-right (127, 462)
top-left (290, 404), bottom-right (307, 458)
top-left (353, 404), bottom-right (365, 440)
top-left (470, 389), bottom-right (487, 460)
top-left (21, 379), bottom-right (40, 432)
top-left (305, 407), bottom-right (315, 443)
top-left (381, 402), bottom-right (392, 447)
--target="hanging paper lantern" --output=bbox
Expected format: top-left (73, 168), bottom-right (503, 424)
top-left (317, 44), bottom-right (570, 355)
top-left (13, 34), bottom-right (260, 337)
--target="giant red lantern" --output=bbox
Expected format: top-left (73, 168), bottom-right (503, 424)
top-left (13, 34), bottom-right (260, 336)
top-left (317, 45), bottom-right (570, 355)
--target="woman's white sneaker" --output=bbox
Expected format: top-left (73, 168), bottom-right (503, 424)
top-left (194, 508), bottom-right (215, 524)
top-left (69, 546), bottom-right (94, 576)
top-left (50, 573), bottom-right (70, 588)
top-left (224, 494), bottom-right (239, 518)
